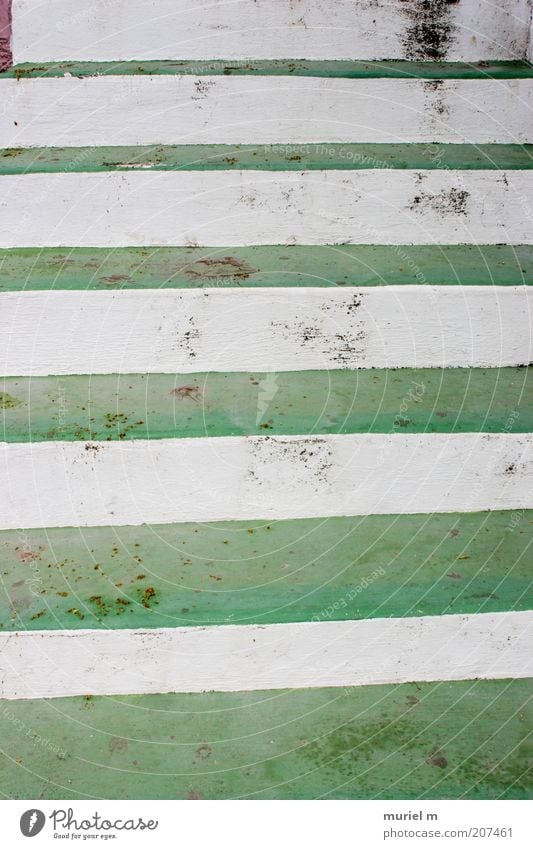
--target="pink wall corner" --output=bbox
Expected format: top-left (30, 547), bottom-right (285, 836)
top-left (0, 0), bottom-right (12, 71)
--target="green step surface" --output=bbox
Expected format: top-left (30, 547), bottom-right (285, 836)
top-left (0, 678), bottom-right (530, 799)
top-left (4, 60), bottom-right (533, 79)
top-left (2, 368), bottom-right (531, 443)
top-left (1, 144), bottom-right (531, 174)
top-left (0, 244), bottom-right (532, 291)
top-left (1, 511), bottom-right (531, 630)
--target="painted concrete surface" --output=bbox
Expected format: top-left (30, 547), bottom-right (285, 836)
top-left (2, 368), bottom-right (531, 442)
top-left (1, 143), bottom-right (532, 175)
top-left (0, 0), bottom-right (531, 801)
top-left (0, 678), bottom-right (530, 798)
top-left (11, 0), bottom-right (532, 62)
top-left (1, 287), bottom-right (531, 375)
top-left (1, 77), bottom-right (532, 146)
top-left (1, 611), bottom-right (532, 698)
top-left (5, 59), bottom-right (533, 79)
top-left (0, 171), bottom-right (531, 247)
top-left (0, 244), bottom-right (531, 290)
top-left (1, 433), bottom-right (532, 528)
top-left (0, 510), bottom-right (530, 630)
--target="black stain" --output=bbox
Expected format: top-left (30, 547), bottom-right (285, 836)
top-left (410, 187), bottom-right (469, 216)
top-left (400, 0), bottom-right (459, 61)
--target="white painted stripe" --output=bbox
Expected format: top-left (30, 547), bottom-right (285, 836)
top-left (1, 77), bottom-right (531, 146)
top-left (1, 287), bottom-right (530, 375)
top-left (0, 612), bottom-right (531, 699)
top-left (11, 0), bottom-right (530, 62)
top-left (0, 171), bottom-right (530, 247)
top-left (1, 434), bottom-right (531, 529)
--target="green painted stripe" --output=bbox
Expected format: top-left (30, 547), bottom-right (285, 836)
top-left (4, 60), bottom-right (533, 79)
top-left (1, 245), bottom-right (532, 291)
top-left (0, 367), bottom-right (533, 442)
top-left (1, 368), bottom-right (531, 443)
top-left (2, 510), bottom-right (531, 631)
top-left (0, 678), bottom-right (530, 799)
top-left (1, 144), bottom-right (531, 174)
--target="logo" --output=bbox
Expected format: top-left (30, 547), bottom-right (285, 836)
top-left (20, 810), bottom-right (46, 837)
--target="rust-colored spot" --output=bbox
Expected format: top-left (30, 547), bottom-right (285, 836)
top-left (89, 595), bottom-right (109, 616)
top-left (184, 255), bottom-right (255, 282)
top-left (0, 392), bottom-right (21, 409)
top-left (426, 750), bottom-right (448, 769)
top-left (15, 547), bottom-right (43, 563)
top-left (170, 385), bottom-right (202, 402)
top-left (30, 610), bottom-right (45, 620)
top-left (186, 788), bottom-right (204, 800)
top-left (467, 592), bottom-right (499, 600)
top-left (109, 737), bottom-right (128, 754)
top-left (195, 744), bottom-right (212, 761)
top-left (140, 586), bottom-right (157, 608)
top-left (100, 274), bottom-right (131, 284)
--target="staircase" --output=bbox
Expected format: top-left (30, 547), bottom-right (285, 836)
top-left (0, 0), bottom-right (532, 799)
